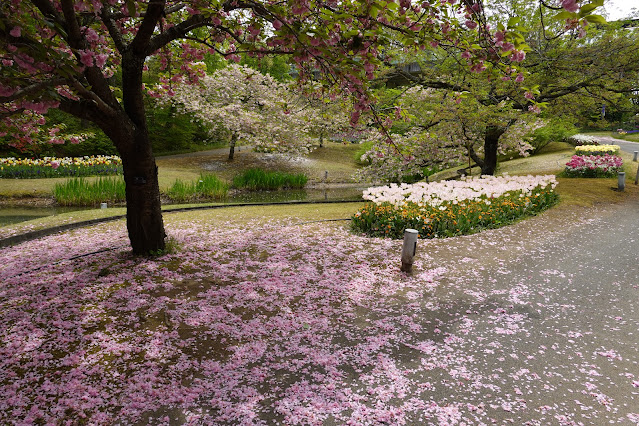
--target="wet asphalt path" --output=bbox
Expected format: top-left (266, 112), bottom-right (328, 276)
top-left (429, 197), bottom-right (639, 423)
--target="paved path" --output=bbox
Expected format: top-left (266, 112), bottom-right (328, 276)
top-left (577, 133), bottom-right (639, 155)
top-left (425, 198), bottom-right (639, 423)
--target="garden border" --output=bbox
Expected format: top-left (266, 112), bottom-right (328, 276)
top-left (0, 199), bottom-right (363, 249)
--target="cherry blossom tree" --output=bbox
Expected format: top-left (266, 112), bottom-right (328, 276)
top-left (165, 64), bottom-right (330, 159)
top-left (0, 0), bottom-right (605, 253)
top-left (358, 86), bottom-right (544, 182)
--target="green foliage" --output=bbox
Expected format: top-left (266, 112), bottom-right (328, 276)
top-left (164, 173), bottom-right (228, 203)
top-left (354, 140), bottom-right (375, 165)
top-left (240, 55), bottom-right (292, 82)
top-left (53, 177), bottom-right (126, 206)
top-left (232, 168), bottom-right (308, 190)
top-left (352, 189), bottom-right (559, 239)
top-left (529, 119), bottom-right (578, 154)
top-left (146, 103), bottom-right (221, 154)
top-left (148, 236), bottom-right (181, 256)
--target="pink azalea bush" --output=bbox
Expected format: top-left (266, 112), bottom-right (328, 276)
top-left (564, 154), bottom-right (623, 178)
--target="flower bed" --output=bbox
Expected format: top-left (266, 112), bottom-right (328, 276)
top-left (0, 156), bottom-right (122, 178)
top-left (352, 175), bottom-right (558, 239)
top-left (564, 154), bottom-right (623, 178)
top-left (574, 144), bottom-right (620, 156)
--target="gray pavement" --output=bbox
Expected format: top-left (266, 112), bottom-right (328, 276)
top-left (416, 198), bottom-right (639, 423)
top-left (581, 133), bottom-right (639, 155)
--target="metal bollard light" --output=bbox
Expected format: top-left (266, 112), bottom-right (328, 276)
top-left (400, 229), bottom-right (419, 273)
top-left (618, 172), bottom-right (626, 191)
top-left (634, 151), bottom-right (638, 162)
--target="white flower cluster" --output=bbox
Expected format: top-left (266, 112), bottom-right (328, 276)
top-left (363, 174), bottom-right (558, 207)
top-left (568, 134), bottom-right (599, 145)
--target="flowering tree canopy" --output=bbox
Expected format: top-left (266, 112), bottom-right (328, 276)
top-left (358, 86), bottom-right (545, 183)
top-left (0, 0), bottom-right (605, 253)
top-left (164, 64), bottom-right (348, 158)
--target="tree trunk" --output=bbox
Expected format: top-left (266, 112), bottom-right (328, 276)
top-left (481, 126), bottom-right (502, 175)
top-left (467, 126), bottom-right (507, 176)
top-left (117, 127), bottom-right (166, 254)
top-left (319, 131), bottom-right (324, 148)
top-left (228, 133), bottom-right (237, 160)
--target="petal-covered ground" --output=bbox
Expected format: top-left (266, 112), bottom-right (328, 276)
top-left (0, 203), bottom-right (638, 425)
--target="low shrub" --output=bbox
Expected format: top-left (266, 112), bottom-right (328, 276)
top-left (529, 119), bottom-right (578, 154)
top-left (165, 174), bottom-right (228, 203)
top-left (574, 144), bottom-right (620, 156)
top-left (53, 177), bottom-right (126, 206)
top-left (352, 175), bottom-right (559, 239)
top-left (232, 168), bottom-right (308, 190)
top-left (564, 154), bottom-right (623, 178)
top-left (0, 156), bottom-right (122, 179)
top-left (567, 135), bottom-right (599, 146)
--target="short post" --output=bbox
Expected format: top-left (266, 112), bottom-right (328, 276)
top-left (635, 166), bottom-right (639, 185)
top-left (634, 151), bottom-right (638, 162)
top-left (100, 202), bottom-right (108, 209)
top-left (618, 172), bottom-right (626, 191)
top-left (324, 170), bottom-right (328, 182)
top-left (400, 229), bottom-right (419, 273)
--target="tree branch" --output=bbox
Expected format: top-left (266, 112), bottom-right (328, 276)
top-left (130, 0), bottom-right (166, 55)
top-left (101, 6), bottom-right (127, 53)
top-left (147, 13), bottom-right (210, 54)
top-left (29, 0), bottom-right (65, 27)
top-left (0, 78), bottom-right (67, 102)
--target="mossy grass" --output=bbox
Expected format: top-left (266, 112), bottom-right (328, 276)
top-left (232, 168), bottom-right (308, 190)
top-left (53, 177), bottom-right (126, 206)
top-left (164, 173), bottom-right (228, 203)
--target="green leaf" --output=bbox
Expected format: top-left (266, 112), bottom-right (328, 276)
top-left (579, 3), bottom-right (600, 16)
top-left (126, 0), bottom-right (136, 17)
top-left (370, 4), bottom-right (380, 18)
top-left (507, 17), bottom-right (520, 28)
top-left (385, 1), bottom-right (398, 10)
top-left (552, 11), bottom-right (575, 21)
top-left (584, 14), bottom-right (607, 24)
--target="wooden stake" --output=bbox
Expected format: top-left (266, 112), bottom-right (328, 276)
top-left (400, 229), bottom-right (419, 273)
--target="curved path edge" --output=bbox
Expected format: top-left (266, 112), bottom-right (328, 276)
top-left (0, 199), bottom-right (363, 249)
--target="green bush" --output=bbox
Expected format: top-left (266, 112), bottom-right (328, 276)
top-left (352, 189), bottom-right (559, 239)
top-left (165, 174), bottom-right (228, 203)
top-left (53, 177), bottom-right (126, 206)
top-left (529, 119), bottom-right (577, 154)
top-left (232, 168), bottom-right (308, 190)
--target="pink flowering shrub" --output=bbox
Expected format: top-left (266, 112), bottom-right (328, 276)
top-left (564, 154), bottom-right (623, 178)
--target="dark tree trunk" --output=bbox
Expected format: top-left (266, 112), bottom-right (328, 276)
top-left (319, 131), bottom-right (324, 148)
top-left (117, 51), bottom-right (166, 254)
top-left (228, 133), bottom-right (237, 160)
top-left (119, 130), bottom-right (166, 254)
top-left (468, 126), bottom-right (507, 176)
top-left (481, 126), bottom-right (503, 175)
